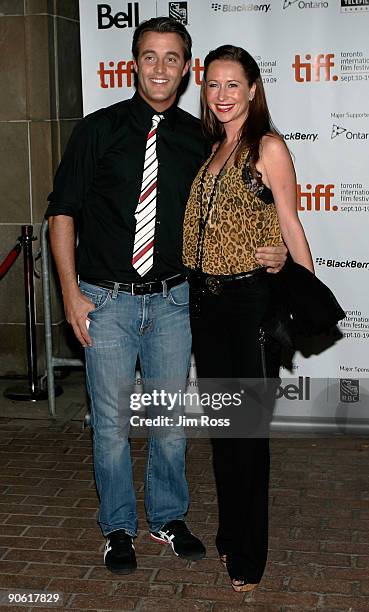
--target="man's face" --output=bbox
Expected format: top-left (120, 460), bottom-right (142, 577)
top-left (133, 32), bottom-right (190, 111)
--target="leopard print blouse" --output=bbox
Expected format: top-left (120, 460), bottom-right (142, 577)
top-left (183, 147), bottom-right (283, 275)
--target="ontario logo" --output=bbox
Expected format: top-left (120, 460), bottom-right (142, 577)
top-left (340, 379), bottom-right (359, 403)
top-left (283, 0), bottom-right (328, 8)
top-left (169, 2), bottom-right (188, 24)
top-left (211, 2), bottom-right (271, 12)
top-left (331, 124), bottom-right (369, 140)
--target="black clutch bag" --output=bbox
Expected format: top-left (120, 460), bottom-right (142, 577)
top-left (263, 256), bottom-right (346, 349)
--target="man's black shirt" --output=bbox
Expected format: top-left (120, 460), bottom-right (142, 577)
top-left (46, 92), bottom-right (209, 282)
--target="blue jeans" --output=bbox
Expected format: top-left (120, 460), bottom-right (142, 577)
top-left (80, 280), bottom-right (191, 537)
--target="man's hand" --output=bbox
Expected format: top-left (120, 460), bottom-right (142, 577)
top-left (63, 287), bottom-right (95, 347)
top-left (255, 245), bottom-right (288, 274)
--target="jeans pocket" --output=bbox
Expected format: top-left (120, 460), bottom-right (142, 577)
top-left (79, 284), bottom-right (111, 313)
top-left (168, 281), bottom-right (189, 307)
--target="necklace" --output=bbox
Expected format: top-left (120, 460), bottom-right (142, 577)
top-left (195, 141), bottom-right (240, 271)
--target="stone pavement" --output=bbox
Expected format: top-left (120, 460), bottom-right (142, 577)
top-left (0, 375), bottom-right (368, 611)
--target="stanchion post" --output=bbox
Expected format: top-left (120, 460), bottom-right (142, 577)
top-left (4, 225), bottom-right (52, 402)
top-left (22, 225), bottom-right (39, 395)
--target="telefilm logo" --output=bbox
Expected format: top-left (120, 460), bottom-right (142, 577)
top-left (331, 124), bottom-right (369, 140)
top-left (97, 3), bottom-right (139, 29)
top-left (169, 2), bottom-right (188, 24)
top-left (292, 53), bottom-right (338, 82)
top-left (341, 0), bottom-right (369, 12)
top-left (297, 184), bottom-right (337, 211)
top-left (283, 0), bottom-right (328, 9)
top-left (276, 377), bottom-right (310, 401)
top-left (316, 257), bottom-right (369, 269)
top-left (211, 2), bottom-right (271, 12)
top-left (340, 379), bottom-right (360, 403)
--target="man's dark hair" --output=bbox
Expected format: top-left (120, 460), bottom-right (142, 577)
top-left (132, 17), bottom-right (192, 62)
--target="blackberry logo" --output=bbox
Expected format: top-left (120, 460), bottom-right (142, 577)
top-left (315, 257), bottom-right (369, 269)
top-left (340, 379), bottom-right (359, 403)
top-left (169, 2), bottom-right (188, 24)
top-left (211, 2), bottom-right (271, 11)
top-left (331, 124), bottom-right (347, 139)
top-left (283, 132), bottom-right (318, 141)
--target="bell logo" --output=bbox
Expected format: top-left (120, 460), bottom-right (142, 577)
top-left (97, 3), bottom-right (140, 29)
top-left (276, 377), bottom-right (310, 400)
top-left (297, 184), bottom-right (337, 211)
top-left (292, 53), bottom-right (338, 82)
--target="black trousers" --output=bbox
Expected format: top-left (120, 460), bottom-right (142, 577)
top-left (190, 272), bottom-right (280, 583)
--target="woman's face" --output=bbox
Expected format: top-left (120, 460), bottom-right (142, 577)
top-left (205, 59), bottom-right (256, 131)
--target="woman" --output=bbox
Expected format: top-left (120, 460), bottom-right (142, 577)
top-left (183, 45), bottom-right (313, 592)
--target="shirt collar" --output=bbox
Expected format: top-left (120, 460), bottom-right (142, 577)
top-left (130, 91), bottom-right (177, 130)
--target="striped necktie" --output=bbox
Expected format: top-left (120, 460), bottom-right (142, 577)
top-left (132, 114), bottom-right (164, 276)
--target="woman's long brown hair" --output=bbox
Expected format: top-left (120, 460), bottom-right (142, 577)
top-left (201, 45), bottom-right (280, 180)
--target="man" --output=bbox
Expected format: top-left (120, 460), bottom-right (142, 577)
top-left (46, 17), bottom-right (286, 575)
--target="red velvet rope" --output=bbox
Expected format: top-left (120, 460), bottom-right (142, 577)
top-left (0, 242), bottom-right (22, 281)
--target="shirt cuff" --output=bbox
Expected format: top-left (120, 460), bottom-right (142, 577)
top-left (44, 202), bottom-right (78, 219)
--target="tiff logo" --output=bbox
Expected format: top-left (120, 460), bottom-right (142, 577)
top-left (97, 60), bottom-right (134, 88)
top-left (97, 3), bottom-right (139, 29)
top-left (169, 2), bottom-right (188, 24)
top-left (292, 53), bottom-right (338, 82)
top-left (297, 184), bottom-right (337, 211)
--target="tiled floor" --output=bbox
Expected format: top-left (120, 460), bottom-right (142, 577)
top-left (0, 375), bottom-right (368, 611)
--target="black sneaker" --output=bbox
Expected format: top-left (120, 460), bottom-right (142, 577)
top-left (150, 520), bottom-right (206, 560)
top-left (104, 529), bottom-right (137, 574)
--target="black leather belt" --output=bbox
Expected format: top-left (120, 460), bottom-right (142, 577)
top-left (81, 273), bottom-right (187, 296)
top-left (189, 268), bottom-right (265, 295)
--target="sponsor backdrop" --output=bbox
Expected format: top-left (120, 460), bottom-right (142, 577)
top-left (79, 0), bottom-right (369, 430)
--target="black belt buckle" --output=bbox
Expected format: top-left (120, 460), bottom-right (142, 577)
top-left (132, 282), bottom-right (153, 295)
top-left (205, 276), bottom-right (222, 295)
